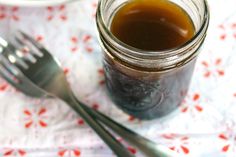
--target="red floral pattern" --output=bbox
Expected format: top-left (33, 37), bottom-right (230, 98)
top-left (201, 58), bottom-right (225, 78)
top-left (218, 22), bottom-right (236, 40)
top-left (0, 82), bottom-right (8, 92)
top-left (0, 6), bottom-right (19, 21)
top-left (97, 69), bottom-right (105, 85)
top-left (23, 107), bottom-right (48, 128)
top-left (70, 34), bottom-right (94, 53)
top-left (162, 134), bottom-right (190, 155)
top-left (58, 148), bottom-right (81, 157)
top-left (181, 93), bottom-right (204, 113)
top-left (0, 0), bottom-right (235, 157)
top-left (3, 149), bottom-right (26, 156)
top-left (46, 5), bottom-right (67, 21)
top-left (218, 133), bottom-right (236, 153)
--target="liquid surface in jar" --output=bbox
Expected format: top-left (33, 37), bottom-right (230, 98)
top-left (110, 0), bottom-right (195, 51)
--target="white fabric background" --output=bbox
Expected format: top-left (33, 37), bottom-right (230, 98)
top-left (0, 0), bottom-right (236, 156)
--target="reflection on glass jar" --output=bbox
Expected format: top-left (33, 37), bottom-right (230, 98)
top-left (96, 0), bottom-right (210, 120)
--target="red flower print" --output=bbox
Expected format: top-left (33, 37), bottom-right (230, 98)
top-left (218, 22), bottom-right (236, 40)
top-left (231, 23), bottom-right (236, 39)
top-left (201, 58), bottom-right (225, 78)
top-left (69, 34), bottom-right (94, 53)
top-left (180, 93), bottom-right (204, 113)
top-left (99, 80), bottom-right (105, 85)
top-left (46, 5), bottom-right (67, 21)
top-left (233, 93), bottom-right (236, 97)
top-left (3, 148), bottom-right (26, 156)
top-left (35, 35), bottom-right (44, 42)
top-left (70, 36), bottom-right (78, 52)
top-left (162, 134), bottom-right (190, 155)
top-left (128, 115), bottom-right (136, 122)
top-left (98, 68), bottom-right (105, 85)
top-left (98, 69), bottom-right (104, 75)
top-left (127, 146), bottom-right (137, 155)
top-left (0, 82), bottom-right (8, 92)
top-left (218, 133), bottom-right (236, 153)
top-left (77, 118), bottom-right (84, 126)
top-left (0, 6), bottom-right (20, 21)
top-left (91, 2), bottom-right (98, 17)
top-left (218, 24), bottom-right (227, 40)
top-left (23, 107), bottom-right (48, 129)
top-left (58, 148), bottom-right (81, 157)
top-left (63, 68), bottom-right (70, 75)
top-left (92, 103), bottom-right (100, 110)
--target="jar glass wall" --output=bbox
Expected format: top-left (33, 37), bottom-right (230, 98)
top-left (96, 0), bottom-right (210, 120)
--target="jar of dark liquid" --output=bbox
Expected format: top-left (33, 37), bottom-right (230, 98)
top-left (96, 0), bottom-right (209, 120)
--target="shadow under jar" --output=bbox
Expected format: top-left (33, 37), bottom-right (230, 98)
top-left (96, 0), bottom-right (210, 120)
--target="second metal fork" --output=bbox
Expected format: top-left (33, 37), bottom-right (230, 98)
top-left (0, 32), bottom-right (179, 157)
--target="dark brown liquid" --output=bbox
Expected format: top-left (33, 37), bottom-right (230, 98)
top-left (111, 0), bottom-right (194, 51)
top-left (104, 0), bottom-right (196, 119)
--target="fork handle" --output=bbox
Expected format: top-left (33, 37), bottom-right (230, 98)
top-left (71, 94), bottom-right (179, 157)
top-left (62, 93), bottom-right (134, 157)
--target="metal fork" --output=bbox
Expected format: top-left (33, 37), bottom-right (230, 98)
top-left (0, 32), bottom-right (178, 157)
top-left (0, 32), bottom-right (133, 157)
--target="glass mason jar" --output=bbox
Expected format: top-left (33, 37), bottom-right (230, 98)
top-left (96, 0), bottom-right (210, 120)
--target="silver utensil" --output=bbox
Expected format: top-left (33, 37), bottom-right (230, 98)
top-left (0, 33), bottom-right (133, 157)
top-left (0, 32), bottom-right (179, 157)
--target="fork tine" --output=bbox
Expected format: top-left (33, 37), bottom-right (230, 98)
top-left (17, 31), bottom-right (49, 58)
top-left (0, 36), bottom-right (35, 76)
top-left (0, 68), bottom-right (20, 89)
top-left (0, 56), bottom-right (21, 77)
top-left (0, 60), bottom-right (22, 89)
top-left (1, 44), bottom-right (29, 70)
top-left (14, 32), bottom-right (43, 59)
top-left (17, 31), bottom-right (63, 68)
top-left (0, 37), bottom-right (43, 96)
top-left (0, 57), bottom-right (46, 98)
top-left (18, 31), bottom-right (44, 49)
top-left (0, 37), bottom-right (8, 48)
top-left (0, 37), bottom-right (27, 69)
top-left (16, 31), bottom-right (45, 57)
top-left (16, 31), bottom-right (63, 68)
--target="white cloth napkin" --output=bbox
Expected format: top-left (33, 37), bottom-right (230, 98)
top-left (0, 0), bottom-right (236, 156)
